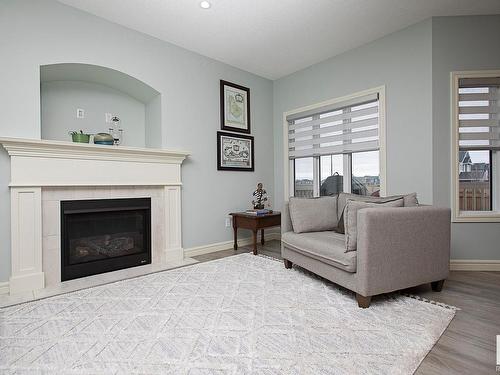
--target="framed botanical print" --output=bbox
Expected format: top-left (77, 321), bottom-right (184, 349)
top-left (220, 80), bottom-right (250, 134)
top-left (217, 131), bottom-right (254, 171)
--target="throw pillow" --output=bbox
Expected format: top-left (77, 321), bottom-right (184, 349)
top-left (335, 194), bottom-right (403, 234)
top-left (384, 193), bottom-right (419, 207)
top-left (336, 192), bottom-right (409, 220)
top-left (403, 192), bottom-right (419, 207)
top-left (289, 196), bottom-right (338, 234)
top-left (344, 198), bottom-right (404, 252)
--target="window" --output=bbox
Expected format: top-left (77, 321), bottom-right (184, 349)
top-left (452, 71), bottom-right (500, 222)
top-left (286, 87), bottom-right (385, 199)
top-left (352, 151), bottom-right (380, 196)
top-left (294, 157), bottom-right (314, 198)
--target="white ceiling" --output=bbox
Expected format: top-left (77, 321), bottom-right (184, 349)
top-left (57, 0), bottom-right (500, 80)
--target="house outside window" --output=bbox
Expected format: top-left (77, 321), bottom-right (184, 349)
top-left (452, 71), bottom-right (500, 222)
top-left (285, 87), bottom-right (386, 199)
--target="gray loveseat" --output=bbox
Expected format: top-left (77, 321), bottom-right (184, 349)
top-left (281, 193), bottom-right (450, 308)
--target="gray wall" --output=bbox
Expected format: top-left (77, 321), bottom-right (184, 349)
top-left (0, 0), bottom-right (274, 282)
top-left (432, 15), bottom-right (500, 260)
top-left (41, 81), bottom-right (147, 147)
top-left (145, 95), bottom-right (162, 149)
top-left (273, 20), bottom-right (433, 207)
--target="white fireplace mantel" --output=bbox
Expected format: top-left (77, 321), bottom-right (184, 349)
top-left (0, 137), bottom-right (190, 187)
top-left (0, 137), bottom-right (190, 294)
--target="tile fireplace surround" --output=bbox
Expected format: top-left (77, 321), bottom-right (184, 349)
top-left (0, 137), bottom-right (190, 296)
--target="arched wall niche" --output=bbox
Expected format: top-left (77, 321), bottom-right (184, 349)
top-left (40, 63), bottom-right (162, 148)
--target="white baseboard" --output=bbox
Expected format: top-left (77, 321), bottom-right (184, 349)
top-left (185, 236), bottom-right (500, 271)
top-left (450, 259), bottom-right (500, 271)
top-left (266, 232), bottom-right (281, 241)
top-left (0, 281), bottom-right (10, 295)
top-left (184, 232), bottom-right (281, 258)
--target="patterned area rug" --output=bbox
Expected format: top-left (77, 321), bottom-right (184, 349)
top-left (0, 253), bottom-right (455, 374)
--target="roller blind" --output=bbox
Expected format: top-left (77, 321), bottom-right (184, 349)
top-left (458, 77), bottom-right (500, 151)
top-left (287, 93), bottom-right (379, 159)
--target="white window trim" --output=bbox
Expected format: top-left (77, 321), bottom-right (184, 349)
top-left (283, 86), bottom-right (387, 201)
top-left (451, 70), bottom-right (500, 222)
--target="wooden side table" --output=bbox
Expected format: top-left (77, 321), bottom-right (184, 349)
top-left (229, 212), bottom-right (281, 255)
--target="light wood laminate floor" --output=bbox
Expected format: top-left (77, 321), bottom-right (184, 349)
top-left (193, 239), bottom-right (500, 375)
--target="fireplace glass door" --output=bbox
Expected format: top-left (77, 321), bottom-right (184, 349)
top-left (61, 198), bottom-right (151, 281)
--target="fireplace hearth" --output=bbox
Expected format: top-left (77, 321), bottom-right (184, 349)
top-left (61, 198), bottom-right (151, 281)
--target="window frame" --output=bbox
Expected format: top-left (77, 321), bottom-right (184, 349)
top-left (284, 86), bottom-right (387, 201)
top-left (451, 70), bottom-right (500, 222)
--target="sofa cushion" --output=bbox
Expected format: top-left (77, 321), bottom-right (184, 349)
top-left (289, 196), bottom-right (338, 233)
top-left (281, 231), bottom-right (356, 272)
top-left (344, 199), bottom-right (404, 252)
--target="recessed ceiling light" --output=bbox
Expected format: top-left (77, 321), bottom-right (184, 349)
top-left (200, 1), bottom-right (211, 9)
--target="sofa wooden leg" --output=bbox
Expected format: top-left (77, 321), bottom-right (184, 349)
top-left (283, 259), bottom-right (293, 269)
top-left (431, 279), bottom-right (445, 292)
top-left (356, 294), bottom-right (372, 308)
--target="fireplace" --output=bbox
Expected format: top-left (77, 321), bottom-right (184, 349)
top-left (61, 198), bottom-right (151, 281)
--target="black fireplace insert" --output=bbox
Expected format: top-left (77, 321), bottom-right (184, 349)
top-left (61, 198), bottom-right (151, 281)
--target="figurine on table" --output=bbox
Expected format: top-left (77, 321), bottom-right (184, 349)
top-left (252, 183), bottom-right (268, 209)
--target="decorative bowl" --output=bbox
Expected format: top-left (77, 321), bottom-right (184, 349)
top-left (94, 133), bottom-right (114, 145)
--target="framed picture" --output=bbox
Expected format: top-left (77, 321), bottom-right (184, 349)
top-left (220, 80), bottom-right (250, 133)
top-left (217, 131), bottom-right (254, 171)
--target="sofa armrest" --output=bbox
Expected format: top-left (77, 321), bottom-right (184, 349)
top-left (356, 206), bottom-right (450, 296)
top-left (281, 202), bottom-right (293, 234)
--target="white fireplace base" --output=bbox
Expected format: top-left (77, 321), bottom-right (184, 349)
top-left (0, 137), bottom-right (190, 295)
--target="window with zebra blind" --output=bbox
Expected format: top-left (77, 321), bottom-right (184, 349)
top-left (452, 71), bottom-right (500, 222)
top-left (285, 87), bottom-right (386, 199)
